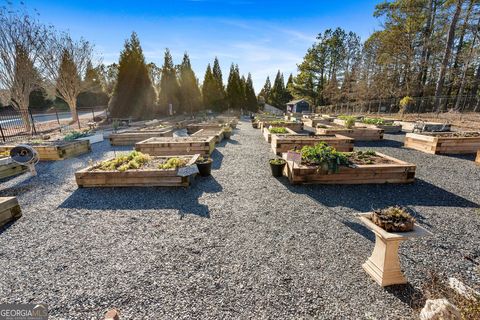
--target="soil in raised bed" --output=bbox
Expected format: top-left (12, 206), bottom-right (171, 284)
top-left (419, 132), bottom-right (480, 138)
top-left (346, 151), bottom-right (394, 165)
top-left (90, 153), bottom-right (191, 172)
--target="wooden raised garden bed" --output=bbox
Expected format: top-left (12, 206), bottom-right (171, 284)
top-left (76, 154), bottom-right (200, 187)
top-left (135, 136), bottom-right (215, 156)
top-left (0, 156), bottom-right (28, 180)
top-left (283, 152), bottom-right (415, 185)
top-left (315, 125), bottom-right (384, 141)
top-left (186, 123), bottom-right (225, 135)
top-left (0, 197), bottom-right (22, 227)
top-left (303, 118), bottom-right (331, 128)
top-left (259, 121), bottom-right (302, 132)
top-left (333, 119), bottom-right (402, 133)
top-left (262, 127), bottom-right (297, 143)
top-left (404, 132), bottom-right (480, 154)
top-left (191, 128), bottom-right (225, 144)
top-left (271, 134), bottom-right (354, 155)
top-left (109, 127), bottom-right (174, 146)
top-left (0, 140), bottom-right (91, 161)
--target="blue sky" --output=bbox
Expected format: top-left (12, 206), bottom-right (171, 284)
top-left (26, 0), bottom-right (380, 91)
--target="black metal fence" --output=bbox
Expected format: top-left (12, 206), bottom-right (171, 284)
top-left (317, 95), bottom-right (480, 115)
top-left (0, 107), bottom-right (105, 142)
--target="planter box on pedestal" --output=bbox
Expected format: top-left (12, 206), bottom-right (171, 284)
top-left (0, 140), bottom-right (91, 161)
top-left (358, 213), bottom-right (431, 286)
top-left (283, 152), bottom-right (415, 184)
top-left (75, 154), bottom-right (200, 187)
top-left (135, 136), bottom-right (215, 156)
top-left (316, 125), bottom-right (384, 141)
top-left (0, 157), bottom-right (28, 179)
top-left (404, 132), bottom-right (480, 154)
top-left (271, 134), bottom-right (354, 155)
top-left (0, 197), bottom-right (21, 227)
top-left (109, 127), bottom-right (174, 146)
top-left (191, 128), bottom-right (225, 144)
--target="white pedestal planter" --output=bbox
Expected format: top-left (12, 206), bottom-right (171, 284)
top-left (358, 213), bottom-right (431, 287)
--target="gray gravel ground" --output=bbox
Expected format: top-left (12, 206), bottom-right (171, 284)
top-left (0, 119), bottom-right (479, 319)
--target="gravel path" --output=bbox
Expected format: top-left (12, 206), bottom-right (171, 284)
top-left (0, 120), bottom-right (479, 319)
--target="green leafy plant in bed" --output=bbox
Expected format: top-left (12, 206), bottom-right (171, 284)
top-left (269, 127), bottom-right (288, 134)
top-left (158, 157), bottom-right (188, 169)
top-left (300, 142), bottom-right (349, 173)
top-left (269, 120), bottom-right (287, 125)
top-left (343, 116), bottom-right (356, 129)
top-left (98, 151), bottom-right (151, 172)
top-left (64, 130), bottom-right (92, 141)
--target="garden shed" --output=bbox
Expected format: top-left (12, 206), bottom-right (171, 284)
top-left (286, 99), bottom-right (310, 113)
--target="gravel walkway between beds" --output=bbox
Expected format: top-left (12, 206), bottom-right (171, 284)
top-left (0, 120), bottom-right (479, 319)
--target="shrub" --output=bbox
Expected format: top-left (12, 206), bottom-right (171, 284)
top-left (344, 116), bottom-right (356, 129)
top-left (98, 151), bottom-right (151, 172)
top-left (270, 158), bottom-right (286, 165)
top-left (399, 96), bottom-right (414, 115)
top-left (300, 142), bottom-right (349, 173)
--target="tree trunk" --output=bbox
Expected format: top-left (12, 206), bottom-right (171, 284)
top-left (11, 99), bottom-right (32, 134)
top-left (418, 0), bottom-right (437, 95)
top-left (434, 0), bottom-right (464, 112)
top-left (68, 98), bottom-right (79, 123)
top-left (470, 63), bottom-right (480, 97)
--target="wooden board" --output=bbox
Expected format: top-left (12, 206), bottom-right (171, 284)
top-left (404, 132), bottom-right (480, 154)
top-left (75, 154), bottom-right (200, 187)
top-left (302, 118), bottom-right (332, 128)
top-left (262, 127), bottom-right (298, 143)
top-left (333, 119), bottom-right (401, 133)
top-left (0, 140), bottom-right (91, 161)
top-left (315, 126), bottom-right (384, 141)
top-left (191, 128), bottom-right (225, 144)
top-left (135, 136), bottom-right (215, 156)
top-left (283, 152), bottom-right (416, 185)
top-left (109, 128), bottom-right (174, 146)
top-left (0, 158), bottom-right (28, 179)
top-left (476, 150), bottom-right (480, 165)
top-left (0, 197), bottom-right (21, 227)
top-left (271, 134), bottom-right (354, 155)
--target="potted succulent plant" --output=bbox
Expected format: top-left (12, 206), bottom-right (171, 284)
top-left (195, 156), bottom-right (213, 176)
top-left (358, 206), bottom-right (431, 287)
top-left (223, 127), bottom-right (233, 139)
top-left (269, 158), bottom-right (286, 177)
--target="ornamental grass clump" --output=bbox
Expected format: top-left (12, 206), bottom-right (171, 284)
top-left (98, 151), bottom-right (151, 172)
top-left (300, 142), bottom-right (349, 173)
top-left (269, 127), bottom-right (288, 134)
top-left (371, 206), bottom-right (415, 232)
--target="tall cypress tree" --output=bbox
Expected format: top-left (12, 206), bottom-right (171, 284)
top-left (178, 52), bottom-right (202, 114)
top-left (226, 63), bottom-right (242, 110)
top-left (109, 32), bottom-right (156, 118)
top-left (285, 73), bottom-right (294, 102)
top-left (270, 70), bottom-right (287, 108)
top-left (202, 64), bottom-right (216, 109)
top-left (212, 57), bottom-right (226, 111)
top-left (245, 73), bottom-right (257, 112)
top-left (158, 48), bottom-right (180, 114)
top-left (259, 76), bottom-right (272, 105)
top-left (240, 74), bottom-right (247, 108)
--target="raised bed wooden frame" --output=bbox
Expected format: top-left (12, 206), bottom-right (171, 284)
top-left (75, 154), bottom-right (200, 187)
top-left (109, 128), bottom-right (174, 146)
top-left (262, 127), bottom-right (298, 143)
top-left (0, 140), bottom-right (91, 161)
top-left (0, 157), bottom-right (28, 179)
top-left (271, 134), bottom-right (354, 155)
top-left (404, 132), bottom-right (480, 154)
top-left (0, 197), bottom-right (21, 227)
top-left (135, 136), bottom-right (215, 156)
top-left (191, 128), bottom-right (225, 144)
top-left (186, 123), bottom-right (225, 135)
top-left (315, 125), bottom-right (384, 141)
top-left (282, 152), bottom-right (416, 184)
top-left (333, 119), bottom-right (401, 133)
top-left (259, 121), bottom-right (302, 132)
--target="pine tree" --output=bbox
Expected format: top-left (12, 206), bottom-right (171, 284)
top-left (245, 73), bottom-right (257, 112)
top-left (259, 77), bottom-right (272, 105)
top-left (109, 32), bottom-right (156, 118)
top-left (239, 74), bottom-right (247, 108)
top-left (285, 73), bottom-right (294, 102)
top-left (178, 52), bottom-right (202, 114)
top-left (158, 48), bottom-right (180, 114)
top-left (202, 64), bottom-right (216, 109)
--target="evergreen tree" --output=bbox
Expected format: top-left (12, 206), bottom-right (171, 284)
top-left (211, 57), bottom-right (226, 111)
top-left (158, 48), bottom-right (180, 114)
top-left (202, 64), bottom-right (216, 109)
top-left (109, 32), bottom-right (156, 118)
top-left (226, 63), bottom-right (242, 110)
top-left (245, 73), bottom-right (257, 112)
top-left (270, 70), bottom-right (287, 108)
top-left (285, 73), bottom-right (294, 102)
top-left (178, 52), bottom-right (202, 114)
top-left (239, 74), bottom-right (247, 108)
top-left (258, 77), bottom-right (272, 105)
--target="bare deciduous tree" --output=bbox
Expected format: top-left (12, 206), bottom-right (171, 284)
top-left (0, 5), bottom-right (48, 131)
top-left (42, 33), bottom-right (93, 123)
